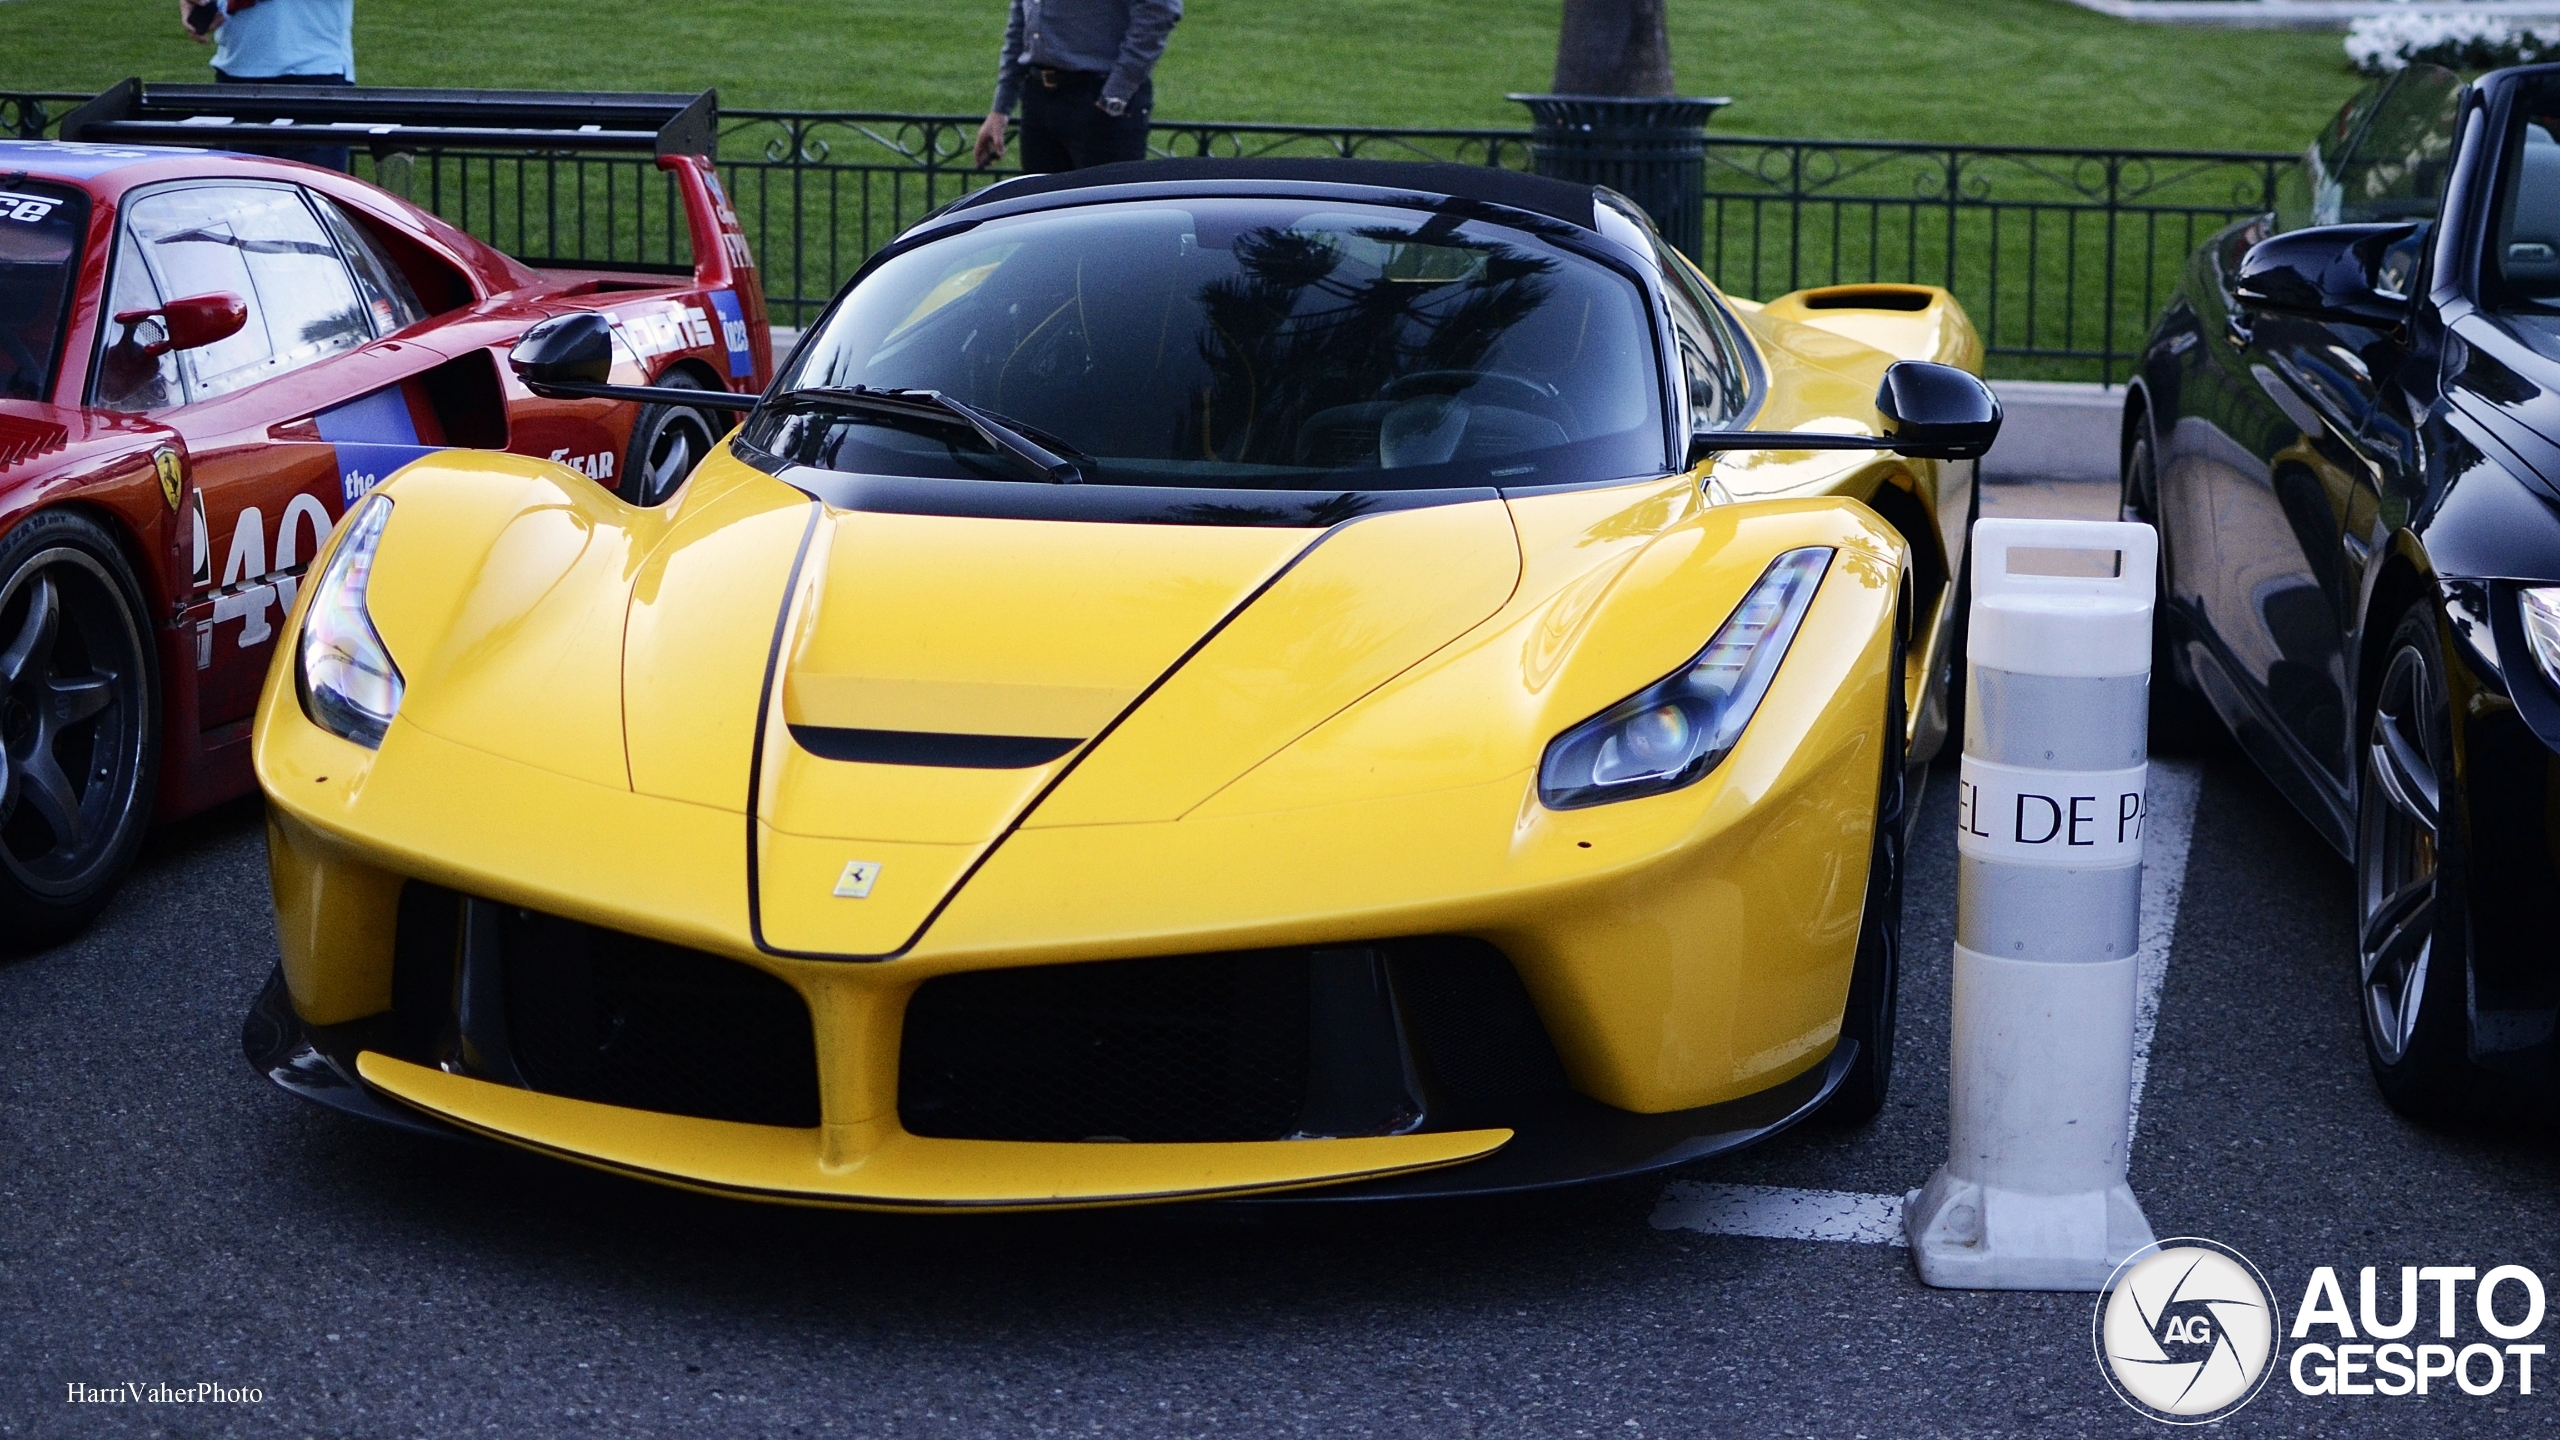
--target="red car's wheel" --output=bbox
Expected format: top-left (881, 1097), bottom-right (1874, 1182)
top-left (622, 373), bottom-right (722, 507)
top-left (0, 510), bottom-right (158, 949)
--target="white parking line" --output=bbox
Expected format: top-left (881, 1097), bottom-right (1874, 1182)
top-left (2125, 758), bottom-right (2202, 1140)
top-left (1651, 1183), bottom-right (1910, 1245)
top-left (1649, 757), bottom-right (2205, 1245)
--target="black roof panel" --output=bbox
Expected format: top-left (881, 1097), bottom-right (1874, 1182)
top-left (944, 158), bottom-right (1600, 231)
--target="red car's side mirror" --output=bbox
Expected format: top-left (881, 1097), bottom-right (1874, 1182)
top-left (115, 291), bottom-right (249, 357)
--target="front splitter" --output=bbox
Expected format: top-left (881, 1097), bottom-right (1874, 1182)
top-left (246, 965), bottom-right (1851, 1207)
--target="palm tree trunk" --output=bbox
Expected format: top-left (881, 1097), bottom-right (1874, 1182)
top-left (1553, 0), bottom-right (1675, 96)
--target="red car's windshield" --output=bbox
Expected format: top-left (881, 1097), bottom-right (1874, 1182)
top-left (0, 181), bottom-right (84, 402)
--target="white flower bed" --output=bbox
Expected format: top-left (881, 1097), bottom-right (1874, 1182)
top-left (2346, 4), bottom-right (2560, 75)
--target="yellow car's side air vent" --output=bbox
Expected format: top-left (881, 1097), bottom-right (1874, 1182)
top-left (1793, 285), bottom-right (1936, 312)
top-left (1758, 283), bottom-right (1982, 373)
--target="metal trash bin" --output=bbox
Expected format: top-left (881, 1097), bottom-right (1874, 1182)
top-left (1507, 93), bottom-right (1728, 258)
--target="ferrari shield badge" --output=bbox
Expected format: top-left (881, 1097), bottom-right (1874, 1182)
top-left (833, 860), bottom-right (881, 899)
top-left (152, 446), bottom-right (184, 510)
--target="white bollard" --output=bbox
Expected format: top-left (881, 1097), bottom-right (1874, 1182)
top-left (1906, 517), bottom-right (2160, 1291)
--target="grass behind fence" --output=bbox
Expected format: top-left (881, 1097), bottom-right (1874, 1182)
top-left (5, 0), bottom-right (2363, 150)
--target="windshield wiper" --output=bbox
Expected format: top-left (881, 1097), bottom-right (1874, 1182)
top-left (777, 386), bottom-right (1084, 484)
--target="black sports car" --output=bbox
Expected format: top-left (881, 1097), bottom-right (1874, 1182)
top-left (2125, 61), bottom-right (2560, 1121)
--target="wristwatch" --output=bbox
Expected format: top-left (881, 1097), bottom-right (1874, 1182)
top-left (1100, 95), bottom-right (1127, 118)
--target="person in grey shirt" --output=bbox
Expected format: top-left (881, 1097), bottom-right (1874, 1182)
top-left (974, 0), bottom-right (1181, 173)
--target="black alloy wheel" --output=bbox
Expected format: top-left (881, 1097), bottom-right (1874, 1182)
top-left (621, 372), bottom-right (721, 507)
top-left (0, 509), bottom-right (158, 949)
top-left (2353, 603), bottom-right (2486, 1122)
top-left (1822, 590), bottom-right (1909, 1124)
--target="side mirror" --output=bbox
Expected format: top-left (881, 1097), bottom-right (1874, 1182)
top-left (509, 312), bottom-right (616, 388)
top-left (1874, 360), bottom-right (2001, 461)
top-left (2233, 221), bottom-right (2420, 328)
top-left (115, 291), bottom-right (247, 357)
top-left (504, 311), bottom-right (761, 412)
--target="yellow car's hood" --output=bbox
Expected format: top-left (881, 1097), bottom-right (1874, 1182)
top-left (755, 486), bottom-right (1520, 953)
top-left (377, 451), bottom-right (1523, 955)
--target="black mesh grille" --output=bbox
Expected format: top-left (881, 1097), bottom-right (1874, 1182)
top-left (388, 884), bottom-right (822, 1130)
top-left (499, 909), bottom-right (821, 1128)
top-left (900, 951), bottom-right (1312, 1142)
top-left (896, 940), bottom-right (1572, 1142)
top-left (1391, 939), bottom-right (1573, 1102)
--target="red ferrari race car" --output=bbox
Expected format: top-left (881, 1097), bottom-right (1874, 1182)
top-left (0, 84), bottom-right (770, 942)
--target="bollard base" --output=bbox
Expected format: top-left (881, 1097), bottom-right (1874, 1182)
top-left (1903, 1167), bottom-right (2155, 1291)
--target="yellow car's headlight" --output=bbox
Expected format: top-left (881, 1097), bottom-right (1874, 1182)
top-left (1538, 546), bottom-right (1832, 810)
top-left (2522, 586), bottom-right (2560, 693)
top-left (295, 493), bottom-right (404, 749)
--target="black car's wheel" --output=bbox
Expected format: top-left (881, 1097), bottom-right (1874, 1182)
top-left (2354, 602), bottom-right (2487, 1122)
top-left (0, 510), bottom-right (158, 950)
top-left (1822, 604), bottom-right (1909, 1124)
top-left (2123, 427), bottom-right (2214, 744)
top-left (621, 372), bottom-right (721, 507)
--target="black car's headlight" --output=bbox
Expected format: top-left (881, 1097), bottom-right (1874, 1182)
top-left (295, 493), bottom-right (404, 749)
top-left (1538, 546), bottom-right (1833, 810)
top-left (2524, 586), bottom-right (2560, 693)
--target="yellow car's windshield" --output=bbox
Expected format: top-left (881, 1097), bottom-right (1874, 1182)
top-left (750, 198), bottom-right (1667, 492)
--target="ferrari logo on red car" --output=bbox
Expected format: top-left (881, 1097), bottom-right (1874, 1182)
top-left (152, 446), bottom-right (184, 510)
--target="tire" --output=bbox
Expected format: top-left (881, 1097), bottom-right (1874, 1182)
top-left (621, 372), bottom-right (721, 507)
top-left (2122, 427), bottom-right (2215, 747)
top-left (1822, 597), bottom-right (1910, 1124)
top-left (0, 509), bottom-right (159, 950)
top-left (2354, 601), bottom-right (2490, 1123)
top-left (1936, 480), bottom-right (1978, 762)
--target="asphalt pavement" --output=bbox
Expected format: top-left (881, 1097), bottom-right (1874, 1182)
top-left (7, 450), bottom-right (2559, 1438)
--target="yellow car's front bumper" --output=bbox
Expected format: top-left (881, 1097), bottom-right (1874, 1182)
top-left (243, 966), bottom-right (1856, 1208)
top-left (250, 479), bottom-right (1901, 1211)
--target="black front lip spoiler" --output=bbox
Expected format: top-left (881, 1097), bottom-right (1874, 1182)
top-left (244, 964), bottom-right (1853, 1203)
top-left (1242, 1040), bottom-right (1854, 1204)
top-left (243, 967), bottom-right (480, 1146)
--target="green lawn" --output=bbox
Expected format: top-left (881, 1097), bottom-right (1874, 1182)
top-left (6, 0), bottom-right (2358, 151)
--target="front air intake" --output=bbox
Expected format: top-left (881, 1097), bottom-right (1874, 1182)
top-left (897, 938), bottom-right (1569, 1143)
top-left (387, 885), bottom-right (822, 1129)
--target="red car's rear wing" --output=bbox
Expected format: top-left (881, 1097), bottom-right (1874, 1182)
top-left (60, 80), bottom-right (767, 379)
top-left (60, 80), bottom-right (717, 158)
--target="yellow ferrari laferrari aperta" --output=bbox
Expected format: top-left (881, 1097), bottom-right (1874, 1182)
top-left (244, 159), bottom-right (1998, 1210)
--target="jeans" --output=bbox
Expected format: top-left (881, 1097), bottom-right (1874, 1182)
top-left (213, 69), bottom-right (354, 173)
top-left (1018, 71), bottom-right (1151, 173)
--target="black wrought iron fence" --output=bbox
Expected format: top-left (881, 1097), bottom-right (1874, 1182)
top-left (707, 112), bottom-right (1542, 334)
top-left (1696, 137), bottom-right (2295, 383)
top-left (6, 92), bottom-right (2293, 383)
top-left (3, 92), bottom-right (90, 140)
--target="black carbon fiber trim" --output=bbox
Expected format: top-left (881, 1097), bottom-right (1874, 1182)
top-left (788, 726), bottom-right (1080, 769)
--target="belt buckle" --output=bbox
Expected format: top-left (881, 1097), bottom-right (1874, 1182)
top-left (1039, 69), bottom-right (1059, 89)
